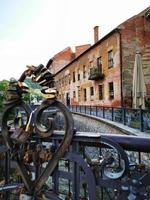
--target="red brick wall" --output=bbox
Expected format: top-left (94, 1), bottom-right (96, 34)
top-left (75, 44), bottom-right (91, 57)
top-left (120, 13), bottom-right (150, 107)
top-left (51, 47), bottom-right (75, 74)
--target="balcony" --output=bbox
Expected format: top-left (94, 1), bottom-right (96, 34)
top-left (88, 67), bottom-right (105, 81)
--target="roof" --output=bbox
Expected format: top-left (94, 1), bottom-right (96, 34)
top-left (55, 6), bottom-right (150, 76)
top-left (55, 28), bottom-right (119, 75)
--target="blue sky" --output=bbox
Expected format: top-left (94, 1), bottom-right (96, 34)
top-left (0, 0), bottom-right (150, 80)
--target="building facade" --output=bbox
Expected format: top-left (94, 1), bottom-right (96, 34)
top-left (51, 7), bottom-right (150, 108)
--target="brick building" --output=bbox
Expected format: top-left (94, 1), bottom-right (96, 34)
top-left (50, 7), bottom-right (150, 108)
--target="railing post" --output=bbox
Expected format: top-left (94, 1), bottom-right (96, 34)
top-left (138, 151), bottom-right (141, 164)
top-left (90, 106), bottom-right (91, 115)
top-left (139, 108), bottom-right (144, 132)
top-left (122, 107), bottom-right (126, 125)
top-left (52, 140), bottom-right (59, 194)
top-left (5, 151), bottom-right (10, 200)
top-left (103, 107), bottom-right (105, 118)
top-left (72, 142), bottom-right (80, 200)
top-left (70, 105), bottom-right (72, 111)
top-left (112, 107), bottom-right (114, 121)
top-left (5, 151), bottom-right (10, 184)
top-left (52, 166), bottom-right (59, 194)
top-left (96, 106), bottom-right (98, 117)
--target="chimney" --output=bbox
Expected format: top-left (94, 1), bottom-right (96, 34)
top-left (94, 26), bottom-right (99, 43)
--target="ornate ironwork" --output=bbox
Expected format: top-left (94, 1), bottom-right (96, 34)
top-left (1, 59), bottom-right (74, 199)
top-left (0, 58), bottom-right (149, 199)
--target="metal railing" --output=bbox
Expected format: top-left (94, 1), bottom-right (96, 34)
top-left (0, 132), bottom-right (150, 199)
top-left (0, 62), bottom-right (150, 199)
top-left (69, 105), bottom-right (150, 133)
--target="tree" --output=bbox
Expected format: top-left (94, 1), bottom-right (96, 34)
top-left (0, 80), bottom-right (9, 112)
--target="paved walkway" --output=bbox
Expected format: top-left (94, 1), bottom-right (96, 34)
top-left (73, 111), bottom-right (150, 137)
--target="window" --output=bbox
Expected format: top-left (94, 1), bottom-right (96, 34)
top-left (90, 87), bottom-right (94, 96)
top-left (108, 50), bottom-right (113, 68)
top-left (73, 71), bottom-right (75, 82)
top-left (83, 88), bottom-right (87, 101)
top-left (77, 69), bottom-right (80, 80)
top-left (77, 86), bottom-right (80, 101)
top-left (97, 57), bottom-right (102, 73)
top-left (73, 91), bottom-right (76, 98)
top-left (99, 84), bottom-right (104, 100)
top-left (109, 82), bottom-right (114, 99)
top-left (83, 65), bottom-right (86, 79)
top-left (66, 93), bottom-right (70, 106)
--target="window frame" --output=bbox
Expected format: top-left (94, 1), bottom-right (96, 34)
top-left (73, 71), bottom-right (75, 82)
top-left (90, 86), bottom-right (94, 96)
top-left (98, 84), bottom-right (104, 100)
top-left (73, 91), bottom-right (76, 98)
top-left (109, 82), bottom-right (114, 100)
top-left (97, 57), bottom-right (102, 73)
top-left (83, 88), bottom-right (87, 101)
top-left (83, 65), bottom-right (86, 79)
top-left (108, 50), bottom-right (113, 68)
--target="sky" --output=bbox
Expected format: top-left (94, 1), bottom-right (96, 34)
top-left (0, 0), bottom-right (150, 81)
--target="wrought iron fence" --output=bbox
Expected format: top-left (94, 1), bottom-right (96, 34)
top-left (69, 105), bottom-right (150, 133)
top-left (0, 132), bottom-right (150, 199)
top-left (0, 61), bottom-right (150, 199)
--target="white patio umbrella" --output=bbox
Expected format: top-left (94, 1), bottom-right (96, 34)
top-left (132, 52), bottom-right (146, 109)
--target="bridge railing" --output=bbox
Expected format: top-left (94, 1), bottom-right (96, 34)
top-left (69, 105), bottom-right (150, 133)
top-left (0, 132), bottom-right (150, 199)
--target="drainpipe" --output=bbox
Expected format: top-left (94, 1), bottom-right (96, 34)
top-left (116, 29), bottom-right (123, 107)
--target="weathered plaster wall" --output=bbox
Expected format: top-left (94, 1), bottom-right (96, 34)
top-left (55, 32), bottom-right (122, 107)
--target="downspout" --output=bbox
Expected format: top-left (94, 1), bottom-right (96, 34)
top-left (116, 29), bottom-right (123, 107)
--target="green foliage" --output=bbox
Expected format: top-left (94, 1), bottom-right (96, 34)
top-left (0, 80), bottom-right (9, 112)
top-left (0, 79), bottom-right (9, 90)
top-left (88, 67), bottom-right (105, 81)
top-left (0, 78), bottom-right (43, 112)
top-left (22, 92), bottom-right (30, 103)
top-left (25, 78), bottom-right (43, 103)
top-left (25, 78), bottom-right (41, 89)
